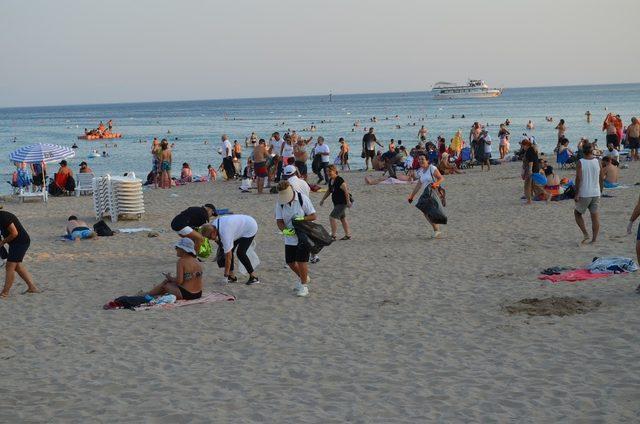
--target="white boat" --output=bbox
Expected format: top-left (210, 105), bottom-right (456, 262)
top-left (432, 79), bottom-right (502, 99)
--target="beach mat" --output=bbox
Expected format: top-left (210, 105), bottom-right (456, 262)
top-left (135, 291), bottom-right (236, 311)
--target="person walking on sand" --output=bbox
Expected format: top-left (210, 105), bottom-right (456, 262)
top-left (275, 181), bottom-right (317, 297)
top-left (0, 211), bottom-right (39, 298)
top-left (574, 143), bottom-right (603, 244)
top-left (319, 165), bottom-right (352, 240)
top-left (314, 136), bottom-right (331, 184)
top-left (407, 155), bottom-right (445, 238)
top-left (362, 127), bottom-right (383, 170)
top-left (339, 138), bottom-right (350, 171)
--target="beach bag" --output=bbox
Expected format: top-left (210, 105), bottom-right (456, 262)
top-left (215, 244), bottom-right (225, 268)
top-left (360, 149), bottom-right (365, 159)
top-left (293, 220), bottom-right (333, 254)
top-left (415, 187), bottom-right (447, 225)
top-left (93, 220), bottom-right (114, 236)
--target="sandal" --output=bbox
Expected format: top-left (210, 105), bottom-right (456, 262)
top-left (340, 235), bottom-right (351, 240)
top-left (331, 235), bottom-right (337, 241)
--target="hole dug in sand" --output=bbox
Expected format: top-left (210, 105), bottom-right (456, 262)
top-left (505, 296), bottom-right (602, 317)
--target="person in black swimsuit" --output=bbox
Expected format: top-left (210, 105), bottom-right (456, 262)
top-left (145, 238), bottom-right (203, 300)
top-left (0, 211), bottom-right (39, 298)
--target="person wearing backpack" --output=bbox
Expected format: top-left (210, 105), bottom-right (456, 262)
top-left (275, 181), bottom-right (317, 297)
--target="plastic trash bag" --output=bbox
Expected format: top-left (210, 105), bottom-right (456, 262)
top-left (238, 242), bottom-right (261, 275)
top-left (293, 220), bottom-right (333, 254)
top-left (415, 187), bottom-right (447, 225)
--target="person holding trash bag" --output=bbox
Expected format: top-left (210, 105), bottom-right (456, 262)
top-left (407, 155), bottom-right (446, 238)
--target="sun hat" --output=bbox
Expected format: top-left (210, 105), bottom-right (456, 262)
top-left (283, 165), bottom-right (297, 176)
top-left (277, 185), bottom-right (295, 205)
top-left (174, 238), bottom-right (196, 256)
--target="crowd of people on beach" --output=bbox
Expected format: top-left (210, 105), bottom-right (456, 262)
top-left (3, 111), bottom-right (640, 301)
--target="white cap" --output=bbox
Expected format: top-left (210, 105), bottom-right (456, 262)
top-left (283, 165), bottom-right (297, 176)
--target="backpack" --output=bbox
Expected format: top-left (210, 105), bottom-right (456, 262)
top-left (93, 220), bottom-right (115, 236)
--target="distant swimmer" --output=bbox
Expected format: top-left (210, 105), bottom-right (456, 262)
top-left (71, 143), bottom-right (78, 149)
top-left (526, 120), bottom-right (535, 130)
top-left (585, 110), bottom-right (592, 123)
top-left (418, 125), bottom-right (428, 141)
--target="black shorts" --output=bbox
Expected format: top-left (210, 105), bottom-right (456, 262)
top-left (285, 243), bottom-right (310, 264)
top-left (294, 161), bottom-right (307, 176)
top-left (366, 149), bottom-right (375, 159)
top-left (628, 137), bottom-right (640, 149)
top-left (606, 133), bottom-right (620, 148)
top-left (330, 204), bottom-right (348, 219)
top-left (7, 241), bottom-right (30, 263)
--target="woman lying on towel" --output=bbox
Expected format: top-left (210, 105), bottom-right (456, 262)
top-left (146, 238), bottom-right (203, 300)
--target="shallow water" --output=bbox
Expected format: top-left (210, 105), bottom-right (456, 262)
top-left (0, 83), bottom-right (638, 193)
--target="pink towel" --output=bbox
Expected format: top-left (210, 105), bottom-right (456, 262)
top-left (135, 292), bottom-right (236, 311)
top-left (538, 269), bottom-right (610, 283)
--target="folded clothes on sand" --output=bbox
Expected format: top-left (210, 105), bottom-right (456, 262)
top-left (540, 266), bottom-right (574, 275)
top-left (538, 269), bottom-right (610, 283)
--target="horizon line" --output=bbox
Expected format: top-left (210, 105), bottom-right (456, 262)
top-left (2, 81), bottom-right (638, 111)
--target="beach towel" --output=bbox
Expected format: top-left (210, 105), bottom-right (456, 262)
top-left (379, 178), bottom-right (416, 185)
top-left (134, 292), bottom-right (236, 311)
top-left (538, 269), bottom-right (610, 283)
top-left (118, 227), bottom-right (154, 234)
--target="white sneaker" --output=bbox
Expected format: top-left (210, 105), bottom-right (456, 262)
top-left (296, 284), bottom-right (309, 297)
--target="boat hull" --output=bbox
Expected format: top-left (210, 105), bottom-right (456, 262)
top-left (433, 90), bottom-right (502, 100)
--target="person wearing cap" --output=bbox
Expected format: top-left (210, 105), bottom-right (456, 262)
top-left (203, 214), bottom-right (260, 285)
top-left (79, 162), bottom-right (93, 174)
top-left (146, 238), bottom-right (203, 300)
top-left (170, 204), bottom-right (217, 250)
top-left (275, 181), bottom-right (317, 297)
top-left (283, 165), bottom-right (310, 197)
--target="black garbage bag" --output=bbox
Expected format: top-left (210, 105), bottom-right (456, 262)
top-left (293, 220), bottom-right (333, 254)
top-left (415, 187), bottom-right (448, 225)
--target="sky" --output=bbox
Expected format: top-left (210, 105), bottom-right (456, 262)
top-left (1, 0), bottom-right (638, 107)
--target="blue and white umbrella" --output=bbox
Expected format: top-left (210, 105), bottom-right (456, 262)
top-left (9, 143), bottom-right (75, 164)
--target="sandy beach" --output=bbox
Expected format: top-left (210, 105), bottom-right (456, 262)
top-left (1, 160), bottom-right (639, 423)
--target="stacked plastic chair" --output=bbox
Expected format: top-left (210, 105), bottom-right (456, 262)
top-left (93, 173), bottom-right (145, 222)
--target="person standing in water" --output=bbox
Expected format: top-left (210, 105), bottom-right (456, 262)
top-left (0, 211), bottom-right (39, 298)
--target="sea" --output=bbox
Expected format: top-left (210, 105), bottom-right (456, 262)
top-left (0, 83), bottom-right (638, 193)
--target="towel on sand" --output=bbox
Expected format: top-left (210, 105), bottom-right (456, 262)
top-left (135, 291), bottom-right (236, 311)
top-left (538, 269), bottom-right (610, 283)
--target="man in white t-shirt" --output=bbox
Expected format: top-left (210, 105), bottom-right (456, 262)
top-left (209, 214), bottom-right (260, 285)
top-left (313, 136), bottom-right (331, 184)
top-left (220, 134), bottom-right (235, 180)
top-left (283, 164), bottom-right (320, 264)
top-left (275, 181), bottom-right (317, 297)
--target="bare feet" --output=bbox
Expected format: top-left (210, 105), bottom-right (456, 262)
top-left (580, 235), bottom-right (590, 245)
top-left (0, 291), bottom-right (9, 299)
top-left (22, 288), bottom-right (40, 294)
top-left (433, 231), bottom-right (442, 239)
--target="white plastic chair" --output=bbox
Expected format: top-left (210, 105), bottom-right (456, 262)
top-left (76, 173), bottom-right (95, 197)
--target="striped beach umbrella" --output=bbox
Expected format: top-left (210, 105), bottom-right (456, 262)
top-left (9, 143), bottom-right (75, 164)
